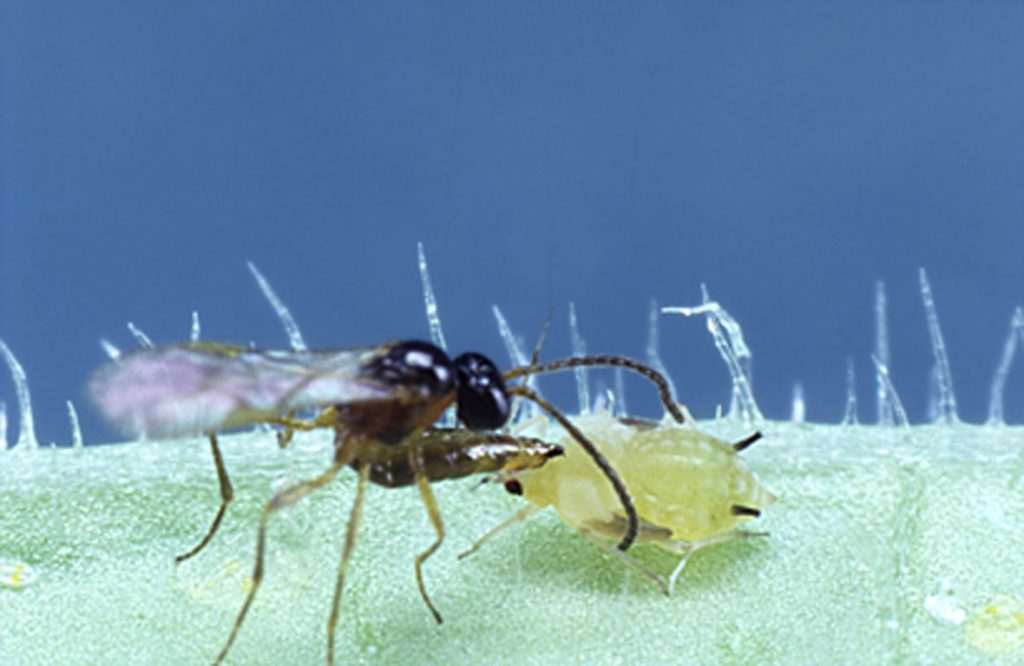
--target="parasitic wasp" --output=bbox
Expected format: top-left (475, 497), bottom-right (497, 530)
top-left (89, 338), bottom-right (683, 664)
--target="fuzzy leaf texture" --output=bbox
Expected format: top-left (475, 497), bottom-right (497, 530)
top-left (1, 422), bottom-right (1022, 664)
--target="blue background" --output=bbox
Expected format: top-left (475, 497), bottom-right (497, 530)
top-left (2, 2), bottom-right (1023, 446)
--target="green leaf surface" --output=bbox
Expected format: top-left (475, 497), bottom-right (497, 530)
top-left (1, 422), bottom-right (1022, 665)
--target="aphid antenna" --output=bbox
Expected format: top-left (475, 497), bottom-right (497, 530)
top-left (416, 243), bottom-right (454, 427)
top-left (646, 298), bottom-right (678, 406)
top-left (529, 309), bottom-right (553, 368)
top-left (248, 260), bottom-right (307, 352)
top-left (492, 305), bottom-right (542, 422)
top-left (919, 268), bottom-right (959, 424)
top-left (871, 354), bottom-right (910, 428)
top-left (66, 399), bottom-right (84, 449)
top-left (841, 356), bottom-right (859, 425)
top-left (986, 305), bottom-right (1024, 426)
top-left (662, 284), bottom-right (762, 425)
top-left (190, 310), bottom-right (202, 343)
top-left (99, 338), bottom-right (121, 360)
top-left (126, 322), bottom-right (155, 349)
top-left (874, 280), bottom-right (894, 426)
top-left (568, 302), bottom-right (591, 415)
top-left (0, 339), bottom-right (40, 451)
top-left (790, 382), bottom-right (805, 423)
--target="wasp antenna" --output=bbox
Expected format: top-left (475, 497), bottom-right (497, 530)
top-left (731, 504), bottom-right (761, 517)
top-left (507, 355), bottom-right (685, 424)
top-left (732, 431), bottom-right (763, 452)
top-left (508, 384), bottom-right (638, 551)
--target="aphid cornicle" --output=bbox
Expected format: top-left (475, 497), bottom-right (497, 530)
top-left (88, 338), bottom-right (683, 665)
top-left (462, 410), bottom-right (777, 594)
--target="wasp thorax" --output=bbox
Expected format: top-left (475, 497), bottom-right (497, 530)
top-left (365, 341), bottom-right (456, 397)
top-left (453, 352), bottom-right (510, 431)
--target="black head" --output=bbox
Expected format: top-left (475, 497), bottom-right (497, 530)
top-left (363, 341), bottom-right (456, 398)
top-left (453, 352), bottom-right (510, 430)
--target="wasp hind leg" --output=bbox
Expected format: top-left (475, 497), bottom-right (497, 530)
top-left (176, 432), bottom-right (234, 564)
top-left (325, 462), bottom-right (370, 666)
top-left (214, 452), bottom-right (349, 665)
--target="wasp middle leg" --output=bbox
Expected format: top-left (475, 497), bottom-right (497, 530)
top-left (325, 461), bottom-right (370, 666)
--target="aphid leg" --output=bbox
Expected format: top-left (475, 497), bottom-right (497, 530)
top-left (666, 554), bottom-right (692, 594)
top-left (578, 530), bottom-right (669, 596)
top-left (176, 432), bottom-right (234, 564)
top-left (509, 384), bottom-right (639, 552)
top-left (325, 462), bottom-right (370, 666)
top-left (657, 530), bottom-right (769, 595)
top-left (458, 505), bottom-right (540, 561)
top-left (214, 454), bottom-right (349, 665)
top-left (412, 461), bottom-right (446, 625)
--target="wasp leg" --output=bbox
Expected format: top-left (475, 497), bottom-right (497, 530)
top-left (655, 530), bottom-right (769, 594)
top-left (325, 462), bottom-right (370, 666)
top-left (214, 445), bottom-right (352, 665)
top-left (458, 505), bottom-right (541, 561)
top-left (270, 407), bottom-right (341, 449)
top-left (176, 432), bottom-right (234, 564)
top-left (578, 529), bottom-right (670, 596)
top-left (275, 410), bottom-right (298, 448)
top-left (412, 455), bottom-right (446, 625)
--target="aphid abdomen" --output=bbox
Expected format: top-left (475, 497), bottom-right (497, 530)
top-left (517, 412), bottom-right (775, 543)
top-left (354, 429), bottom-right (562, 488)
top-left (626, 430), bottom-right (775, 541)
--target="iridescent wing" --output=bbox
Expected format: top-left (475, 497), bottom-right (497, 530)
top-left (88, 343), bottom-right (394, 438)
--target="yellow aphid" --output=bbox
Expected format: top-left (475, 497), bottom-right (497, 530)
top-left (463, 410), bottom-right (776, 593)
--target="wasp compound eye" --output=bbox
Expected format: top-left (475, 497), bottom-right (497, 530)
top-left (364, 340), bottom-right (456, 397)
top-left (453, 352), bottom-right (510, 430)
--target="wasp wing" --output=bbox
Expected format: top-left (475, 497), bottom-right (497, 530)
top-left (88, 344), bottom-right (393, 438)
